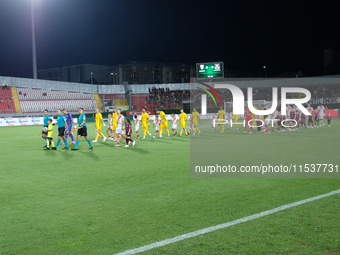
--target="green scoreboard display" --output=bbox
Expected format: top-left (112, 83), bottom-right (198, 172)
top-left (196, 62), bottom-right (224, 78)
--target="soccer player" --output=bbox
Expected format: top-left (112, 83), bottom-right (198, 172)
top-left (51, 109), bottom-right (69, 150)
top-left (62, 109), bottom-right (75, 145)
top-left (179, 108), bottom-right (189, 136)
top-left (263, 105), bottom-right (272, 134)
top-left (326, 112), bottom-right (332, 127)
top-left (93, 108), bottom-right (107, 143)
top-left (153, 115), bottom-right (160, 138)
top-left (42, 109), bottom-right (51, 147)
top-left (115, 109), bottom-right (124, 146)
top-left (111, 108), bottom-right (118, 140)
top-left (133, 115), bottom-right (140, 139)
top-left (123, 118), bottom-right (135, 147)
top-left (271, 107), bottom-right (279, 131)
top-left (192, 108), bottom-right (201, 135)
top-left (44, 119), bottom-right (55, 150)
top-left (233, 112), bottom-right (239, 130)
top-left (300, 111), bottom-right (306, 129)
top-left (244, 107), bottom-right (253, 134)
top-left (314, 109), bottom-right (320, 127)
top-left (156, 109), bottom-right (170, 138)
top-left (106, 113), bottom-right (114, 140)
top-left (171, 113), bottom-right (179, 136)
top-left (217, 106), bottom-right (225, 133)
top-left (308, 110), bottom-right (313, 128)
top-left (318, 104), bottom-right (325, 127)
top-left (286, 104), bottom-right (292, 131)
top-left (210, 113), bottom-right (217, 132)
top-left (294, 110), bottom-right (300, 130)
top-left (71, 108), bottom-right (93, 150)
top-left (276, 111), bottom-right (283, 132)
top-left (141, 107), bottom-right (152, 140)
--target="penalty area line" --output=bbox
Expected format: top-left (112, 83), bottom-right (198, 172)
top-left (113, 188), bottom-right (340, 255)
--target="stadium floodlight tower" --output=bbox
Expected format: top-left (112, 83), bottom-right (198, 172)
top-left (31, 0), bottom-right (38, 79)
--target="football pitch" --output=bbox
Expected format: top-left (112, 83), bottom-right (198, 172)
top-left (1, 119), bottom-right (340, 254)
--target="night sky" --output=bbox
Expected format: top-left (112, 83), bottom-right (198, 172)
top-left (0, 0), bottom-right (339, 78)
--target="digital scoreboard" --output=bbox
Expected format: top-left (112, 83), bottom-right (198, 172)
top-left (196, 62), bottom-right (224, 78)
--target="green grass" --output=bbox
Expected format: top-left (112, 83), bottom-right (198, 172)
top-left (0, 120), bottom-right (339, 254)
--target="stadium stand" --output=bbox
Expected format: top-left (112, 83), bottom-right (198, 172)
top-left (16, 87), bottom-right (98, 113)
top-left (0, 86), bottom-right (16, 114)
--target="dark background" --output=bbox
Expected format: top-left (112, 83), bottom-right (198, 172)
top-left (0, 0), bottom-right (339, 78)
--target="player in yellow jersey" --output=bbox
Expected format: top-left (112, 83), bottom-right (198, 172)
top-left (233, 111), bottom-right (239, 130)
top-left (155, 109), bottom-right (170, 138)
top-left (44, 119), bottom-right (55, 150)
top-left (179, 108), bottom-right (190, 136)
top-left (93, 108), bottom-right (107, 142)
top-left (218, 106), bottom-right (225, 133)
top-left (111, 108), bottom-right (118, 140)
top-left (141, 107), bottom-right (152, 140)
top-left (192, 108), bottom-right (201, 135)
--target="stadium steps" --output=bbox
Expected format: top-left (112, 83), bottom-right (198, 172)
top-left (11, 87), bottom-right (22, 113)
top-left (93, 94), bottom-right (103, 111)
top-left (114, 99), bottom-right (128, 106)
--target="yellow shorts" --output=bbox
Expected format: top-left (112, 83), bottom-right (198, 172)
top-left (161, 121), bottom-right (168, 129)
top-left (181, 122), bottom-right (186, 129)
top-left (193, 121), bottom-right (198, 127)
top-left (96, 125), bottom-right (102, 131)
top-left (142, 124), bottom-right (148, 130)
top-left (112, 124), bottom-right (117, 131)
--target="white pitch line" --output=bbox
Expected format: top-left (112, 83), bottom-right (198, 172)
top-left (114, 189), bottom-right (340, 255)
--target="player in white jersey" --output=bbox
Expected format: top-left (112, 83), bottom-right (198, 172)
top-left (106, 113), bottom-right (114, 140)
top-left (286, 104), bottom-right (292, 131)
top-left (153, 115), bottom-right (160, 138)
top-left (115, 109), bottom-right (124, 147)
top-left (271, 107), bottom-right (279, 131)
top-left (306, 104), bottom-right (314, 127)
top-left (263, 105), bottom-right (272, 134)
top-left (210, 113), bottom-right (217, 132)
top-left (171, 113), bottom-right (179, 136)
top-left (133, 115), bottom-right (140, 139)
top-left (226, 112), bottom-right (232, 130)
top-left (318, 104), bottom-right (325, 126)
top-left (189, 116), bottom-right (194, 134)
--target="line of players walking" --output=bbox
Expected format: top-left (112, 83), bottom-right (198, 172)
top-left (41, 107), bottom-right (201, 150)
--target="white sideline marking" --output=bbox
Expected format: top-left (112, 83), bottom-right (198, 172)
top-left (114, 189), bottom-right (340, 255)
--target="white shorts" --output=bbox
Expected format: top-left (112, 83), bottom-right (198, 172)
top-left (134, 124), bottom-right (139, 132)
top-left (155, 126), bottom-right (160, 131)
top-left (264, 118), bottom-right (271, 125)
top-left (172, 124), bottom-right (177, 129)
top-left (116, 126), bottom-right (123, 134)
top-left (108, 124), bottom-right (112, 130)
top-left (318, 114), bottom-right (324, 119)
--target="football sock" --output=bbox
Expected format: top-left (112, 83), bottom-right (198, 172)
top-left (166, 129), bottom-right (170, 135)
top-left (75, 140), bottom-right (80, 149)
top-left (55, 139), bottom-right (61, 148)
top-left (160, 128), bottom-right (163, 136)
top-left (87, 139), bottom-right (92, 147)
top-left (95, 133), bottom-right (99, 140)
top-left (70, 134), bottom-right (74, 141)
top-left (63, 139), bottom-right (68, 148)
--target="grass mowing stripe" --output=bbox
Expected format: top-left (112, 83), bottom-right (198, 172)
top-left (114, 188), bottom-right (340, 255)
